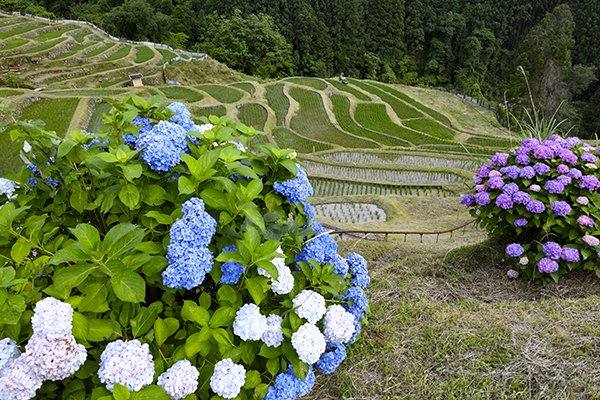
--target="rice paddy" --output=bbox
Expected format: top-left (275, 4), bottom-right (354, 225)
top-left (314, 202), bottom-right (387, 224)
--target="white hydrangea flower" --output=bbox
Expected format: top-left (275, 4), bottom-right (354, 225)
top-left (323, 305), bottom-right (356, 344)
top-left (258, 251), bottom-right (294, 295)
top-left (291, 323), bottom-right (326, 364)
top-left (0, 357), bottom-right (43, 400)
top-left (24, 334), bottom-right (87, 381)
top-left (22, 140), bottom-right (32, 153)
top-left (192, 123), bottom-right (215, 135)
top-left (233, 304), bottom-right (267, 341)
top-left (210, 358), bottom-right (246, 399)
top-left (261, 314), bottom-right (284, 348)
top-left (157, 359), bottom-right (199, 400)
top-left (292, 290), bottom-right (326, 324)
top-left (30, 297), bottom-right (74, 340)
top-left (519, 256), bottom-right (529, 265)
top-left (0, 178), bottom-right (18, 199)
top-left (0, 338), bottom-right (20, 377)
top-left (98, 340), bottom-right (154, 392)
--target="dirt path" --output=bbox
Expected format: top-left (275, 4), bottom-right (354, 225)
top-left (282, 84), bottom-right (299, 128)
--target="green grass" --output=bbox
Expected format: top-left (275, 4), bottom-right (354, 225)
top-left (104, 45), bottom-right (132, 61)
top-left (465, 135), bottom-right (515, 149)
top-left (83, 42), bottom-right (116, 58)
top-left (351, 80), bottom-right (424, 119)
top-left (196, 84), bottom-right (243, 103)
top-left (369, 81), bottom-right (454, 127)
top-left (32, 26), bottom-right (78, 41)
top-left (327, 79), bottom-right (371, 101)
top-left (87, 102), bottom-right (113, 133)
top-left (416, 143), bottom-right (499, 156)
top-left (265, 84), bottom-right (289, 126)
top-left (238, 103), bottom-right (268, 130)
top-left (157, 48), bottom-right (177, 61)
top-left (134, 46), bottom-right (154, 63)
top-left (25, 37), bottom-right (66, 54)
top-left (193, 105), bottom-right (227, 118)
top-left (272, 127), bottom-right (333, 153)
top-left (285, 77), bottom-right (328, 90)
top-left (230, 82), bottom-right (255, 94)
top-left (330, 94), bottom-right (409, 147)
top-left (159, 86), bottom-right (204, 102)
top-left (354, 103), bottom-right (436, 146)
top-left (0, 89), bottom-right (23, 97)
top-left (19, 98), bottom-right (80, 135)
top-left (73, 32), bottom-right (90, 43)
top-left (288, 87), bottom-right (378, 148)
top-left (98, 77), bottom-right (129, 88)
top-left (403, 118), bottom-right (456, 141)
top-left (0, 24), bottom-right (45, 40)
top-left (51, 41), bottom-right (98, 60)
top-left (2, 38), bottom-right (28, 50)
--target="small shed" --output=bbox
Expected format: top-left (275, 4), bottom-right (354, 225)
top-left (129, 73), bottom-right (144, 87)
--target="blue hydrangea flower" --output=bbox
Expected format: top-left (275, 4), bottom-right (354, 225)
top-left (512, 191), bottom-right (530, 205)
top-left (167, 102), bottom-right (197, 142)
top-left (568, 168), bottom-right (583, 179)
top-left (136, 120), bottom-right (188, 172)
top-left (326, 253), bottom-right (349, 277)
top-left (347, 252), bottom-right (370, 288)
top-left (220, 245), bottom-right (246, 285)
top-left (519, 166), bottom-right (535, 179)
top-left (506, 243), bottom-right (524, 257)
top-left (487, 176), bottom-right (504, 189)
top-left (295, 222), bottom-right (337, 266)
top-left (491, 152), bottom-right (508, 166)
top-left (551, 201), bottom-right (571, 217)
top-left (264, 365), bottom-right (315, 400)
top-left (274, 165), bottom-right (313, 204)
top-left (533, 163), bottom-right (550, 175)
top-left (502, 183), bottom-right (519, 195)
top-left (514, 218), bottom-right (528, 227)
top-left (500, 166), bottom-right (520, 180)
top-left (316, 343), bottom-right (347, 374)
top-left (460, 195), bottom-right (475, 207)
top-left (538, 257), bottom-right (559, 273)
top-left (125, 116), bottom-right (153, 145)
top-left (343, 287), bottom-right (368, 321)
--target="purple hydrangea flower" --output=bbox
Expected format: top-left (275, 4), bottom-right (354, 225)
top-left (526, 200), bottom-right (545, 214)
top-left (582, 234), bottom-right (600, 247)
top-left (477, 164), bottom-right (492, 178)
top-left (519, 166), bottom-right (536, 179)
top-left (544, 180), bottom-right (564, 194)
top-left (507, 269), bottom-right (519, 279)
top-left (561, 248), bottom-right (580, 263)
top-left (502, 183), bottom-right (519, 195)
top-left (538, 258), bottom-right (559, 274)
top-left (576, 196), bottom-right (589, 205)
top-left (491, 152), bottom-right (509, 167)
top-left (472, 175), bottom-right (483, 184)
top-left (515, 153), bottom-right (531, 165)
top-left (512, 191), bottom-right (530, 205)
top-left (566, 137), bottom-right (581, 146)
top-left (567, 168), bottom-right (582, 179)
top-left (577, 215), bottom-right (595, 227)
top-left (556, 175), bottom-right (572, 186)
top-left (556, 164), bottom-right (570, 174)
top-left (542, 242), bottom-right (562, 260)
top-left (488, 176), bottom-right (505, 190)
top-left (495, 193), bottom-right (514, 209)
top-left (475, 184), bottom-right (487, 192)
top-left (474, 192), bottom-right (491, 206)
top-left (522, 138), bottom-right (539, 148)
top-left (514, 218), bottom-right (528, 227)
top-left (579, 175), bottom-right (600, 191)
top-left (506, 243), bottom-right (524, 257)
top-left (533, 163), bottom-right (550, 175)
top-left (581, 152), bottom-right (597, 163)
top-left (533, 145), bottom-right (554, 159)
top-left (560, 150), bottom-right (577, 164)
top-left (551, 201), bottom-right (571, 217)
top-left (500, 166), bottom-right (521, 180)
top-left (489, 170), bottom-right (502, 178)
top-left (460, 195), bottom-right (476, 207)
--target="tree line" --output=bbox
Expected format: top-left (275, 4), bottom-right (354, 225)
top-left (2, 0), bottom-right (599, 135)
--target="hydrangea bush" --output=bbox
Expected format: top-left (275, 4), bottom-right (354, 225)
top-left (0, 96), bottom-right (370, 399)
top-left (461, 135), bottom-right (600, 282)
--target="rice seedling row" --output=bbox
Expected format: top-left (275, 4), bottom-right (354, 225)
top-left (19, 98), bottom-right (80, 136)
top-left (402, 118), bottom-right (456, 141)
top-left (303, 160), bottom-right (466, 185)
top-left (104, 44), bottom-right (132, 62)
top-left (368, 81), bottom-right (454, 126)
top-left (230, 82), bottom-right (255, 94)
top-left (416, 143), bottom-right (501, 156)
top-left (238, 103), bottom-right (268, 130)
top-left (73, 32), bottom-right (91, 43)
top-left (0, 24), bottom-right (45, 40)
top-left (288, 87), bottom-right (378, 148)
top-left (272, 127), bottom-right (333, 153)
top-left (318, 151), bottom-right (482, 170)
top-left (159, 86), bottom-right (204, 102)
top-left (98, 76), bottom-right (129, 88)
top-left (313, 202), bottom-right (387, 224)
top-left (265, 84), bottom-right (289, 126)
top-left (309, 177), bottom-right (451, 197)
top-left (51, 41), bottom-right (99, 60)
top-left (330, 94), bottom-right (409, 147)
top-left (465, 134), bottom-right (514, 149)
top-left (133, 46), bottom-right (155, 63)
top-left (285, 77), bottom-right (328, 90)
top-left (33, 26), bottom-right (79, 42)
top-left (2, 38), bottom-right (28, 50)
top-left (195, 84), bottom-right (244, 103)
top-left (326, 79), bottom-right (371, 101)
top-left (351, 79), bottom-right (424, 119)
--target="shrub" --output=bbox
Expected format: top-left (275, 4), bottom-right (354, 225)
top-left (0, 95), bottom-right (370, 399)
top-left (461, 134), bottom-right (600, 282)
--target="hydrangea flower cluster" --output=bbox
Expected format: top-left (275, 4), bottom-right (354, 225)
top-left (264, 365), bottom-right (316, 400)
top-left (135, 120), bottom-right (188, 172)
top-left (219, 245), bottom-right (246, 285)
top-left (0, 298), bottom-right (86, 400)
top-left (257, 248), bottom-right (294, 295)
top-left (157, 359), bottom-right (199, 400)
top-left (292, 290), bottom-right (326, 324)
top-left (316, 343), bottom-right (347, 374)
top-left (163, 197), bottom-right (217, 289)
top-left (273, 165), bottom-right (313, 204)
top-left (97, 339), bottom-right (154, 392)
top-left (291, 323), bottom-right (327, 364)
top-left (462, 135), bottom-right (600, 280)
top-left (209, 358), bottom-right (246, 399)
top-left (233, 304), bottom-right (268, 341)
top-left (323, 305), bottom-right (356, 344)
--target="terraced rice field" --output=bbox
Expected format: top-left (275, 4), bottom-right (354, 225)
top-left (314, 203), bottom-right (387, 224)
top-left (238, 103), bottom-right (268, 130)
top-left (310, 177), bottom-right (451, 197)
top-left (318, 151), bottom-right (482, 170)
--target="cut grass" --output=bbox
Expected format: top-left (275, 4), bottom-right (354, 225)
top-left (288, 87), bottom-right (378, 148)
top-left (230, 82), bottom-right (255, 94)
top-left (159, 86), bottom-right (204, 102)
top-left (351, 79), bottom-right (424, 119)
top-left (285, 77), bottom-right (328, 90)
top-left (196, 84), bottom-right (243, 103)
top-left (272, 127), bottom-right (333, 153)
top-left (265, 83), bottom-right (289, 126)
top-left (238, 103), bottom-right (268, 130)
top-left (134, 46), bottom-right (154, 63)
top-left (19, 97), bottom-right (80, 135)
top-left (83, 42), bottom-right (116, 58)
top-left (403, 118), bottom-right (456, 141)
top-left (104, 44), bottom-right (132, 61)
top-left (331, 94), bottom-right (409, 147)
top-left (32, 26), bottom-right (78, 41)
top-left (327, 79), bottom-right (371, 101)
top-left (2, 38), bottom-right (28, 50)
top-left (0, 24), bottom-right (45, 40)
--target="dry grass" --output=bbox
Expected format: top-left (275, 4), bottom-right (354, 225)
top-left (306, 236), bottom-right (600, 399)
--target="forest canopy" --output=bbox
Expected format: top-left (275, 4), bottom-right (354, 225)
top-left (1, 0), bottom-right (599, 135)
